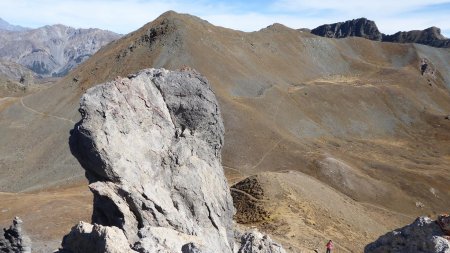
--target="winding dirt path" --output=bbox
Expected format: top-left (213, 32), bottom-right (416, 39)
top-left (250, 139), bottom-right (282, 170)
top-left (230, 188), bottom-right (269, 202)
top-left (20, 96), bottom-right (75, 124)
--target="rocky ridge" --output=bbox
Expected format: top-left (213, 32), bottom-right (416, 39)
top-left (311, 18), bottom-right (450, 48)
top-left (311, 18), bottom-right (383, 41)
top-left (383, 27), bottom-right (450, 48)
top-left (59, 68), bottom-right (285, 252)
top-left (0, 18), bottom-right (28, 32)
top-left (0, 24), bottom-right (120, 77)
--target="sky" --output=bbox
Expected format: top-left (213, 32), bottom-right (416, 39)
top-left (0, 0), bottom-right (449, 37)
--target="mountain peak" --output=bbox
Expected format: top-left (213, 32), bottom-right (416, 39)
top-left (312, 18), bottom-right (450, 48)
top-left (0, 17), bottom-right (29, 31)
top-left (311, 17), bottom-right (382, 41)
top-left (383, 25), bottom-right (449, 47)
top-left (152, 10), bottom-right (212, 28)
top-left (261, 23), bottom-right (292, 32)
top-left (423, 26), bottom-right (446, 40)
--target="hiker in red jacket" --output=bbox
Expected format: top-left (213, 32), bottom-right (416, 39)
top-left (326, 240), bottom-right (334, 253)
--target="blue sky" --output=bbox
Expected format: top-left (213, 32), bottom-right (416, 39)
top-left (0, 0), bottom-right (449, 37)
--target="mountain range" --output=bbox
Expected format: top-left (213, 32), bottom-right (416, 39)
top-left (0, 11), bottom-right (450, 252)
top-left (0, 18), bottom-right (28, 32)
top-left (0, 18), bottom-right (120, 79)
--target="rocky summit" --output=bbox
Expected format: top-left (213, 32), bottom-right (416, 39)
top-left (311, 18), bottom-right (383, 41)
top-left (59, 68), bottom-right (285, 252)
top-left (311, 18), bottom-right (450, 48)
top-left (383, 26), bottom-right (450, 48)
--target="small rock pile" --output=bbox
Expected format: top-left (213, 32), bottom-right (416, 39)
top-left (231, 176), bottom-right (270, 223)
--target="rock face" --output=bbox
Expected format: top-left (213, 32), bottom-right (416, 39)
top-left (383, 27), bottom-right (450, 48)
top-left (311, 18), bottom-right (450, 48)
top-left (60, 68), bottom-right (264, 252)
top-left (311, 18), bottom-right (383, 41)
top-left (0, 217), bottom-right (32, 253)
top-left (0, 25), bottom-right (120, 77)
top-left (365, 216), bottom-right (450, 253)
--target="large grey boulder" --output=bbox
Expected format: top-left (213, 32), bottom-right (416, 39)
top-left (60, 68), bottom-right (286, 253)
top-left (62, 68), bottom-right (234, 252)
top-left (365, 216), bottom-right (450, 253)
top-left (0, 217), bottom-right (31, 253)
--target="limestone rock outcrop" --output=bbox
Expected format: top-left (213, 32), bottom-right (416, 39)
top-left (0, 217), bottom-right (31, 253)
top-left (311, 18), bottom-right (383, 41)
top-left (311, 18), bottom-right (450, 48)
top-left (383, 27), bottom-right (450, 48)
top-left (365, 216), bottom-right (450, 253)
top-left (60, 68), bottom-right (286, 252)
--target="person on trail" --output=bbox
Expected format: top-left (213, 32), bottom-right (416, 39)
top-left (326, 240), bottom-right (334, 253)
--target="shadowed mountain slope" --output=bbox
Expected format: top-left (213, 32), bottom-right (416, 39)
top-left (1, 11), bottom-right (450, 252)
